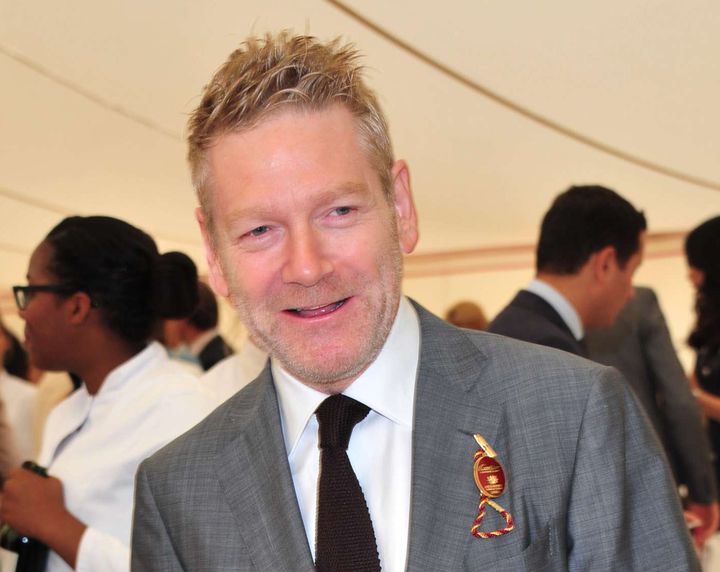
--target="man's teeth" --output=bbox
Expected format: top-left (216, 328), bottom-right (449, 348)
top-left (290, 299), bottom-right (346, 316)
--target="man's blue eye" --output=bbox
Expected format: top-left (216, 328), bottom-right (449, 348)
top-left (333, 207), bottom-right (352, 216)
top-left (250, 226), bottom-right (270, 237)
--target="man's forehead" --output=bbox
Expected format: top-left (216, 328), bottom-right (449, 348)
top-left (222, 181), bottom-right (374, 220)
top-left (205, 108), bottom-right (378, 192)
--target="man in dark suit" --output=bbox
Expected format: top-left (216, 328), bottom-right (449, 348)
top-left (163, 281), bottom-right (234, 371)
top-left (131, 34), bottom-right (698, 570)
top-left (489, 185), bottom-right (646, 357)
top-left (586, 286), bottom-right (718, 546)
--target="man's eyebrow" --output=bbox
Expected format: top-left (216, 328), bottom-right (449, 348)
top-left (225, 182), bottom-right (371, 222)
top-left (311, 182), bottom-right (370, 204)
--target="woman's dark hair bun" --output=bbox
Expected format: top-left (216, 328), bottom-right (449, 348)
top-left (44, 215), bottom-right (200, 345)
top-left (154, 251), bottom-right (199, 319)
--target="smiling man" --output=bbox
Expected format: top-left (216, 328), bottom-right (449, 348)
top-left (131, 34), bottom-right (698, 571)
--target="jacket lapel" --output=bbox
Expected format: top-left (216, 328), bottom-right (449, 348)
top-left (213, 369), bottom-right (315, 571)
top-left (516, 290), bottom-right (587, 357)
top-left (406, 305), bottom-right (507, 570)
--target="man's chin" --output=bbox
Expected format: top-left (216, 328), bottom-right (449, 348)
top-left (284, 358), bottom-right (366, 386)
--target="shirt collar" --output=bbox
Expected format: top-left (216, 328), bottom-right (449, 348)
top-left (92, 341), bottom-right (166, 401)
top-left (189, 329), bottom-right (219, 355)
top-left (273, 296), bottom-right (421, 456)
top-left (526, 279), bottom-right (584, 340)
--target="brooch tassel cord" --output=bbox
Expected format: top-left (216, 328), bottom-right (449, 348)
top-left (470, 434), bottom-right (514, 539)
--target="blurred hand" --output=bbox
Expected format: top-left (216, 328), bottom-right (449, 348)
top-left (0, 466), bottom-right (66, 540)
top-left (686, 501), bottom-right (720, 549)
top-left (0, 466), bottom-right (86, 568)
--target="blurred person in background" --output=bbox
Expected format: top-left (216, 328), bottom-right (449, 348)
top-left (163, 280), bottom-right (234, 371)
top-left (1, 322), bottom-right (76, 459)
top-left (0, 318), bottom-right (37, 460)
top-left (586, 286), bottom-right (718, 548)
top-left (2, 323), bottom-right (32, 381)
top-left (686, 217), bottom-right (720, 486)
top-left (444, 300), bottom-right (488, 330)
top-left (684, 215), bottom-right (720, 568)
top-left (0, 216), bottom-right (215, 572)
top-left (0, 397), bottom-right (20, 483)
top-left (0, 323), bottom-right (21, 481)
top-left (490, 185), bottom-right (646, 357)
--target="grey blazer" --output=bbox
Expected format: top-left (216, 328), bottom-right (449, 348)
top-left (586, 286), bottom-right (717, 504)
top-left (488, 290), bottom-right (587, 357)
top-left (132, 303), bottom-right (698, 571)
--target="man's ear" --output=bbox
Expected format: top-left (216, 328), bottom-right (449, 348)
top-left (592, 246), bottom-right (617, 283)
top-left (390, 160), bottom-right (419, 255)
top-left (67, 291), bottom-right (94, 325)
top-left (196, 207), bottom-right (230, 298)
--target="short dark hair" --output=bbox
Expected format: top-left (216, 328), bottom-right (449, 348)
top-left (188, 282), bottom-right (219, 332)
top-left (536, 185), bottom-right (646, 274)
top-left (45, 216), bottom-right (199, 345)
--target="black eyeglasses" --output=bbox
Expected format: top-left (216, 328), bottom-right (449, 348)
top-left (12, 284), bottom-right (76, 311)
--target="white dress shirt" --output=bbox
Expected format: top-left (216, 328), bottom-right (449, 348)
top-left (31, 371), bottom-right (74, 460)
top-left (273, 296), bottom-right (420, 572)
top-left (38, 342), bottom-right (216, 572)
top-left (0, 369), bottom-right (37, 460)
top-left (526, 278), bottom-right (584, 340)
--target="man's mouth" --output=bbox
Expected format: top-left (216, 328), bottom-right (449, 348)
top-left (285, 298), bottom-right (349, 318)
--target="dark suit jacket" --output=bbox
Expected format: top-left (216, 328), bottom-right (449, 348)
top-left (132, 303), bottom-right (697, 571)
top-left (198, 334), bottom-right (234, 372)
top-left (586, 286), bottom-right (717, 503)
top-left (488, 290), bottom-right (587, 357)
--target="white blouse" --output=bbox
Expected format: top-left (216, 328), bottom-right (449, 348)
top-left (38, 342), bottom-right (216, 572)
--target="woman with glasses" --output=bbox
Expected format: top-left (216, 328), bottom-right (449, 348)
top-left (0, 216), bottom-right (215, 572)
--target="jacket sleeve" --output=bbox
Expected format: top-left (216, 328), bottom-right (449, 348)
top-left (130, 462), bottom-right (184, 572)
top-left (639, 289), bottom-right (717, 503)
top-left (566, 367), bottom-right (700, 571)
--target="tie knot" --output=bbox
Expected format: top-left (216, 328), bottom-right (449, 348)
top-left (316, 394), bottom-right (370, 450)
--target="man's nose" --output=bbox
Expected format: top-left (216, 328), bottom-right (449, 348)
top-left (281, 228), bottom-right (334, 287)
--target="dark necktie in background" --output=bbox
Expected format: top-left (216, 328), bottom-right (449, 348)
top-left (315, 394), bottom-right (381, 572)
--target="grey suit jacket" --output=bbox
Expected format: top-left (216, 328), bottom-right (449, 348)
top-left (488, 290), bottom-right (587, 357)
top-left (132, 303), bottom-right (698, 571)
top-left (586, 286), bottom-right (717, 504)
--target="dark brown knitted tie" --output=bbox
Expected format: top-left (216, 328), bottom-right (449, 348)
top-left (315, 394), bottom-right (381, 572)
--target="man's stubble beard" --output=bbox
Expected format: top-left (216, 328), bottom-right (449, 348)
top-left (221, 236), bottom-right (404, 388)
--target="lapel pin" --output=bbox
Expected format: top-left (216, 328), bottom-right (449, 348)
top-left (471, 433), bottom-right (514, 539)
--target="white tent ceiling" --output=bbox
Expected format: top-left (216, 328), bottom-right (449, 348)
top-left (1, 0), bottom-right (719, 316)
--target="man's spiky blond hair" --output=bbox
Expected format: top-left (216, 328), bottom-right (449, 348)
top-left (187, 32), bottom-right (394, 231)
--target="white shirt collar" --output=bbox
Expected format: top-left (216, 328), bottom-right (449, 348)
top-left (189, 329), bottom-right (219, 355)
top-left (273, 296), bottom-right (420, 456)
top-left (91, 341), bottom-right (166, 401)
top-left (526, 279), bottom-right (584, 340)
